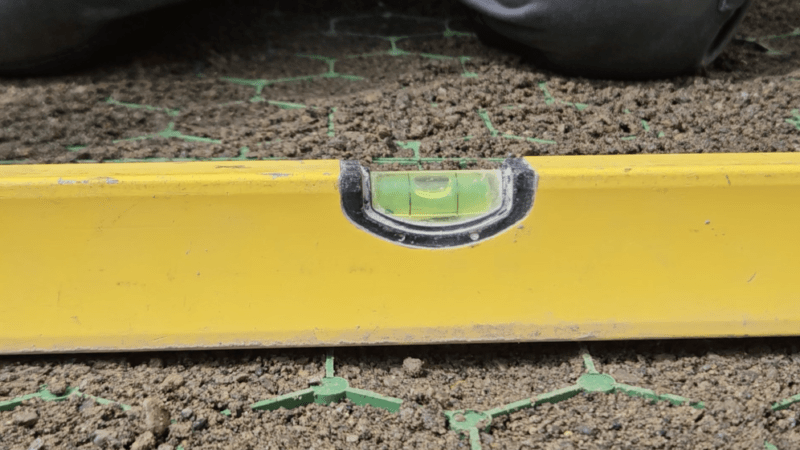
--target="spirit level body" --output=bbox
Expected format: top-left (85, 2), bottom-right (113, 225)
top-left (1, 154), bottom-right (799, 354)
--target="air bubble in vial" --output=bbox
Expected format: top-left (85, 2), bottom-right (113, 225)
top-left (469, 232), bottom-right (479, 241)
top-left (397, 235), bottom-right (406, 242)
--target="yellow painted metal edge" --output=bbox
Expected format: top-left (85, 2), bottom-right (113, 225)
top-left (2, 153), bottom-right (800, 354)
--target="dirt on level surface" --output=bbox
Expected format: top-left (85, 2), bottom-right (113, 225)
top-left (0, 0), bottom-right (798, 167)
top-left (3, 339), bottom-right (800, 449)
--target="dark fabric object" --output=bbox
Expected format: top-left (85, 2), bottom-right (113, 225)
top-left (460, 0), bottom-right (752, 79)
top-left (0, 0), bottom-right (188, 75)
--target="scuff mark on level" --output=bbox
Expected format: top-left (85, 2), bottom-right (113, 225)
top-left (105, 177), bottom-right (119, 184)
top-left (262, 172), bottom-right (291, 179)
top-left (725, 174), bottom-right (731, 186)
top-left (747, 273), bottom-right (757, 283)
top-left (216, 165), bottom-right (247, 169)
top-left (57, 178), bottom-right (88, 185)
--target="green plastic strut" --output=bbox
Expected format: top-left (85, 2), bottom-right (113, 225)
top-left (232, 350), bottom-right (403, 414)
top-left (444, 348), bottom-right (704, 450)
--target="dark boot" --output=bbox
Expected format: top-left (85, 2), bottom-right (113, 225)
top-left (0, 0), bottom-right (189, 75)
top-left (461, 0), bottom-right (751, 79)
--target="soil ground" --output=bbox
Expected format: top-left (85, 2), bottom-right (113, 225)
top-left (1, 0), bottom-right (800, 449)
top-left (0, 0), bottom-right (798, 167)
top-left (3, 340), bottom-right (800, 449)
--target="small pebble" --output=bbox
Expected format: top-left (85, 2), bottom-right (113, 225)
top-left (46, 378), bottom-right (68, 396)
top-left (148, 358), bottom-right (163, 369)
top-left (227, 402), bottom-right (245, 418)
top-left (402, 357), bottom-right (424, 377)
top-left (180, 408), bottom-right (194, 420)
top-left (79, 399), bottom-right (96, 413)
top-left (168, 422), bottom-right (191, 439)
top-left (78, 377), bottom-right (94, 391)
top-left (131, 431), bottom-right (156, 450)
top-left (13, 410), bottom-right (39, 427)
top-left (160, 374), bottom-right (185, 392)
top-left (192, 417), bottom-right (209, 431)
top-left (383, 376), bottom-right (400, 387)
top-left (28, 437), bottom-right (45, 450)
top-left (143, 398), bottom-right (171, 436)
top-left (234, 373), bottom-right (250, 383)
top-left (92, 429), bottom-right (117, 447)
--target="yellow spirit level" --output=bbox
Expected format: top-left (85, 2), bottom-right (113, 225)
top-left (2, 153), bottom-right (800, 354)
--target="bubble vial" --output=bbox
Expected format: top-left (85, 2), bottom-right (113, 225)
top-left (370, 170), bottom-right (502, 225)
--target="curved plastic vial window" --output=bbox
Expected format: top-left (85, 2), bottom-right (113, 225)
top-left (339, 158), bottom-right (536, 249)
top-left (370, 171), bottom-right (503, 226)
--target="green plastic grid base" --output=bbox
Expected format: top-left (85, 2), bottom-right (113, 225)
top-left (0, 348), bottom-right (796, 450)
top-left (0, 351), bottom-right (400, 449)
top-left (0, 386), bottom-right (186, 448)
top-left (741, 27), bottom-right (800, 55)
top-left (537, 82), bottom-right (588, 111)
top-left (476, 108), bottom-right (555, 145)
top-left (443, 349), bottom-right (703, 450)
top-left (0, 385), bottom-right (131, 412)
top-left (114, 122), bottom-right (221, 145)
top-left (786, 109), bottom-right (800, 131)
top-left (772, 392), bottom-right (800, 411)
top-left (222, 350), bottom-right (402, 415)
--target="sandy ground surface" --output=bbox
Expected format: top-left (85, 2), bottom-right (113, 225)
top-left (3, 340), bottom-right (800, 449)
top-left (1, 0), bottom-right (800, 449)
